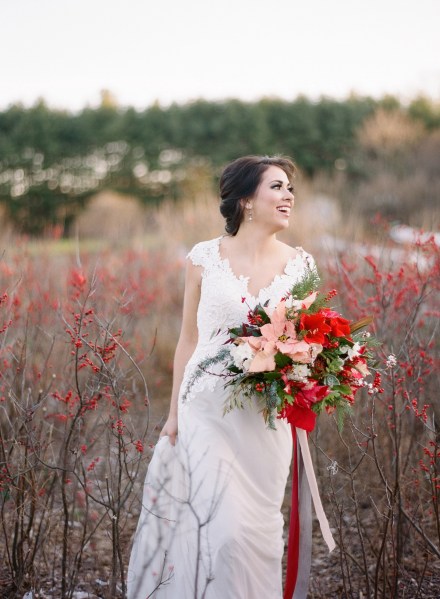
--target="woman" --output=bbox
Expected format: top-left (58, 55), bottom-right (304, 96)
top-left (127, 156), bottom-right (332, 599)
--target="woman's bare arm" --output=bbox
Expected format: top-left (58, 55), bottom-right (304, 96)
top-left (159, 258), bottom-right (201, 445)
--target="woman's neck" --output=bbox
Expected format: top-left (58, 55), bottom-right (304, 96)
top-left (230, 226), bottom-right (279, 259)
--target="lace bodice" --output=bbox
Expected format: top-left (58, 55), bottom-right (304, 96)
top-left (178, 236), bottom-right (317, 406)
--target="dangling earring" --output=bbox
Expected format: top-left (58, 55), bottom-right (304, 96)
top-left (246, 202), bottom-right (253, 222)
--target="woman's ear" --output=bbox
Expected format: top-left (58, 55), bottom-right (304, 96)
top-left (242, 199), bottom-right (253, 222)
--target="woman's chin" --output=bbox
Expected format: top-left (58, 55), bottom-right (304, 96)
top-left (274, 219), bottom-right (290, 232)
top-left (253, 219), bottom-right (290, 234)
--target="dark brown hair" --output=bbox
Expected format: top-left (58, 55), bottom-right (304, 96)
top-left (219, 155), bottom-right (296, 236)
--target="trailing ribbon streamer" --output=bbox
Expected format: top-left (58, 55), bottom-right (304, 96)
top-left (283, 427), bottom-right (300, 599)
top-left (297, 428), bottom-right (336, 553)
top-left (284, 427), bottom-right (335, 599)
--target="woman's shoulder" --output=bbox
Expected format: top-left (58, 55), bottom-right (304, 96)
top-left (278, 241), bottom-right (317, 273)
top-left (276, 240), bottom-right (314, 260)
top-left (186, 236), bottom-right (222, 268)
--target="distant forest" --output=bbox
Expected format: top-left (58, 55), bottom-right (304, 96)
top-left (1, 95), bottom-right (439, 234)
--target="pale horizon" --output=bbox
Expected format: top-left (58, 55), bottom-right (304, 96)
top-left (1, 0), bottom-right (439, 112)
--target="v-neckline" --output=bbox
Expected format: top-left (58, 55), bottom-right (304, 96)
top-left (215, 236), bottom-right (303, 300)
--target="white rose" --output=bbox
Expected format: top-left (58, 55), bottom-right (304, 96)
top-left (288, 364), bottom-right (311, 382)
top-left (230, 341), bottom-right (255, 371)
top-left (340, 342), bottom-right (361, 361)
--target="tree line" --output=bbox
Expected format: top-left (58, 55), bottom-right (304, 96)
top-left (0, 95), bottom-right (439, 235)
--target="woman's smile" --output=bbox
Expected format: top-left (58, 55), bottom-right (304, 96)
top-left (277, 204), bottom-right (291, 217)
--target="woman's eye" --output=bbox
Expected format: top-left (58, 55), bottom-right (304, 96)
top-left (271, 183), bottom-right (294, 192)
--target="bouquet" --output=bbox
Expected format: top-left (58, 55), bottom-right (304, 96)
top-left (194, 269), bottom-right (378, 431)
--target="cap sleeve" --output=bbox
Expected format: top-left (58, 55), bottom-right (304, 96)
top-left (186, 238), bottom-right (221, 270)
top-left (186, 240), bottom-right (209, 268)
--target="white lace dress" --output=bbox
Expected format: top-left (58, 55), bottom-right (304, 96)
top-left (127, 237), bottom-right (316, 599)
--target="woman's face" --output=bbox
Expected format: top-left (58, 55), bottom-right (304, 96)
top-left (246, 165), bottom-right (294, 233)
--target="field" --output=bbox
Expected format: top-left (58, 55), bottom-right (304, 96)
top-left (1, 195), bottom-right (439, 598)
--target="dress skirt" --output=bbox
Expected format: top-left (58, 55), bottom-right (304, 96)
top-left (127, 378), bottom-right (292, 598)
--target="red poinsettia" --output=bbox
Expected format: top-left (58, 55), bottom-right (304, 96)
top-left (321, 308), bottom-right (352, 338)
top-left (299, 313), bottom-right (331, 344)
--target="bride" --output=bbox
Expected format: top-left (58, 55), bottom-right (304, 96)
top-left (127, 155), bottom-right (333, 599)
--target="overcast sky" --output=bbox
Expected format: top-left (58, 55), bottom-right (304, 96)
top-left (1, 0), bottom-right (439, 111)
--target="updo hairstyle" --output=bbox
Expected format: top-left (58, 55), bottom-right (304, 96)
top-left (219, 155), bottom-right (296, 236)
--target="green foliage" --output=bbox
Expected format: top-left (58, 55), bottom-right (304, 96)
top-left (180, 347), bottom-right (231, 404)
top-left (352, 331), bottom-right (382, 348)
top-left (274, 353), bottom-right (291, 369)
top-left (288, 267), bottom-right (320, 300)
top-left (408, 96), bottom-right (440, 130)
top-left (336, 399), bottom-right (353, 432)
top-left (315, 389), bottom-right (353, 432)
top-left (4, 186), bottom-right (87, 236)
top-left (323, 353), bottom-right (345, 375)
top-left (324, 374), bottom-right (340, 387)
top-left (265, 382), bottom-right (281, 429)
top-left (1, 95), bottom-right (437, 235)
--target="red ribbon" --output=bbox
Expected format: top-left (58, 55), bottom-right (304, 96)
top-left (280, 403), bottom-right (316, 433)
top-left (283, 424), bottom-right (300, 599)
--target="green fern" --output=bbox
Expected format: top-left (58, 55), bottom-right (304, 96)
top-left (288, 268), bottom-right (320, 300)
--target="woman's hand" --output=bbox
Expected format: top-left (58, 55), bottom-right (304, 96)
top-left (159, 414), bottom-right (178, 446)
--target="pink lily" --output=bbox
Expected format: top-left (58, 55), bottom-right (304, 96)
top-left (288, 341), bottom-right (319, 364)
top-left (247, 344), bottom-right (277, 372)
top-left (259, 302), bottom-right (300, 355)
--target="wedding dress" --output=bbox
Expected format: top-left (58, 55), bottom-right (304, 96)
top-left (127, 236), bottom-right (322, 599)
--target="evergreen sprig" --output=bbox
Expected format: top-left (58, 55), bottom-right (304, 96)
top-left (336, 400), bottom-right (353, 432)
top-left (288, 268), bottom-right (320, 301)
top-left (181, 347), bottom-right (231, 403)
